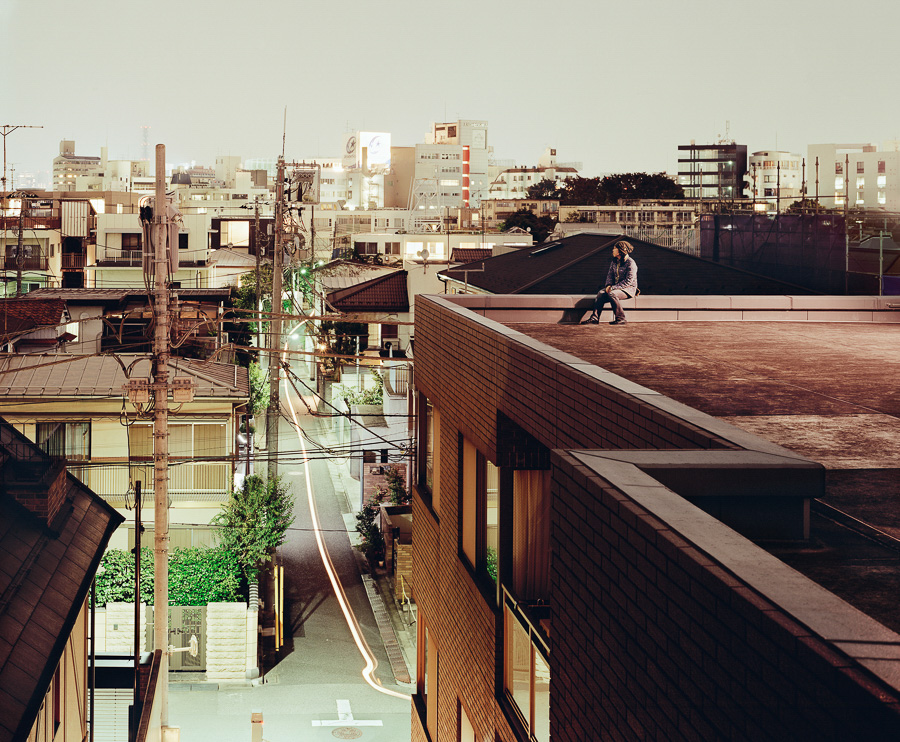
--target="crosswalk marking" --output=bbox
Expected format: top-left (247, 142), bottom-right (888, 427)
top-left (311, 699), bottom-right (384, 727)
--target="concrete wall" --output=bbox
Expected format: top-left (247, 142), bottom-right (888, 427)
top-left (98, 602), bottom-right (149, 654)
top-left (206, 602), bottom-right (255, 682)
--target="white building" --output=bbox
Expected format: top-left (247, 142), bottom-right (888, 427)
top-left (745, 151), bottom-right (803, 212)
top-left (807, 143), bottom-right (900, 211)
top-left (487, 147), bottom-right (579, 199)
top-left (411, 120), bottom-right (491, 227)
top-left (52, 140), bottom-right (102, 191)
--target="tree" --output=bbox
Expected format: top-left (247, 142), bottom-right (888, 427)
top-left (500, 208), bottom-right (558, 243)
top-left (787, 198), bottom-right (829, 214)
top-left (249, 362), bottom-right (269, 415)
top-left (212, 475), bottom-right (294, 581)
top-left (526, 178), bottom-right (564, 200)
top-left (559, 173), bottom-right (684, 205)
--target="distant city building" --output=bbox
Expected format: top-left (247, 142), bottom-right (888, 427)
top-left (487, 147), bottom-right (579, 199)
top-left (411, 120), bottom-right (491, 226)
top-left (677, 141), bottom-right (748, 200)
top-left (807, 142), bottom-right (900, 210)
top-left (745, 151), bottom-right (803, 212)
top-left (52, 140), bottom-right (102, 192)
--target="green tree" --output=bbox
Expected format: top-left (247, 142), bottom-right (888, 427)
top-left (559, 173), bottom-right (683, 205)
top-left (525, 178), bottom-right (564, 200)
top-left (249, 362), bottom-right (269, 415)
top-left (559, 176), bottom-right (606, 205)
top-left (500, 208), bottom-right (558, 243)
top-left (383, 465), bottom-right (410, 505)
top-left (212, 475), bottom-right (295, 581)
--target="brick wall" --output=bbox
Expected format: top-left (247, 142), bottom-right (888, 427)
top-left (551, 450), bottom-right (900, 740)
top-left (394, 542), bottom-right (413, 602)
top-left (411, 295), bottom-right (900, 742)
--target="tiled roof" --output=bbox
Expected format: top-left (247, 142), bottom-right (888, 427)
top-left (439, 233), bottom-right (817, 295)
top-left (313, 260), bottom-right (397, 293)
top-left (327, 271), bottom-right (409, 312)
top-left (0, 300), bottom-right (67, 339)
top-left (209, 248), bottom-right (262, 267)
top-left (0, 419), bottom-right (123, 742)
top-left (451, 248), bottom-right (492, 264)
top-left (0, 354), bottom-right (249, 399)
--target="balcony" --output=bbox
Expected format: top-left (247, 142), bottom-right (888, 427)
top-left (4, 253), bottom-right (49, 271)
top-left (76, 460), bottom-right (232, 507)
top-left (61, 252), bottom-right (86, 269)
top-left (96, 249), bottom-right (142, 267)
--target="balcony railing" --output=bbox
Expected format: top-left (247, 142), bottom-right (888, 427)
top-left (96, 249), bottom-right (142, 267)
top-left (61, 253), bottom-right (86, 269)
top-left (75, 460), bottom-right (232, 507)
top-left (4, 255), bottom-right (49, 271)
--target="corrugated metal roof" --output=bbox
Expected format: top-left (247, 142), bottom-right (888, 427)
top-left (313, 260), bottom-right (397, 292)
top-left (0, 354), bottom-right (249, 399)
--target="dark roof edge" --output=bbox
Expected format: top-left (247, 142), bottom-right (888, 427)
top-left (15, 476), bottom-right (123, 740)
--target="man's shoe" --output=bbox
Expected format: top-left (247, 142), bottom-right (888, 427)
top-left (580, 315), bottom-right (599, 325)
top-left (609, 318), bottom-right (627, 325)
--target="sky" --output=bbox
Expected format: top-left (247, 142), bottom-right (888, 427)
top-left (5, 0), bottom-right (900, 184)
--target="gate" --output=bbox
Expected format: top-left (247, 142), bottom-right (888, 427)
top-left (145, 606), bottom-right (207, 671)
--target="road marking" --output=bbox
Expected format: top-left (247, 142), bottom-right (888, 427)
top-left (311, 699), bottom-right (383, 727)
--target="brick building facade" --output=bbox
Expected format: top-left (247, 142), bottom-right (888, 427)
top-left (409, 293), bottom-right (900, 741)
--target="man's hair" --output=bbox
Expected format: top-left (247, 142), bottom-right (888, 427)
top-left (614, 240), bottom-right (634, 255)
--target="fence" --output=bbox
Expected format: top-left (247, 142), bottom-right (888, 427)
top-left (80, 461), bottom-right (231, 507)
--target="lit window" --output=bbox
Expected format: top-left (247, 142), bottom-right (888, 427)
top-left (504, 604), bottom-right (550, 742)
top-left (835, 177), bottom-right (844, 190)
top-left (857, 177), bottom-right (865, 190)
top-left (878, 175), bottom-right (886, 188)
top-left (879, 191), bottom-right (886, 204)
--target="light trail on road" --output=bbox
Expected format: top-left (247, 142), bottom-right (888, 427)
top-left (282, 338), bottom-right (411, 702)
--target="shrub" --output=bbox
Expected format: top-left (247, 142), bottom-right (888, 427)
top-left (93, 546), bottom-right (242, 607)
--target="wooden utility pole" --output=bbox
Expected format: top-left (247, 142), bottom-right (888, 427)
top-left (151, 143), bottom-right (171, 727)
top-left (15, 196), bottom-right (24, 296)
top-left (267, 156), bottom-right (285, 478)
top-left (254, 196), bottom-right (262, 351)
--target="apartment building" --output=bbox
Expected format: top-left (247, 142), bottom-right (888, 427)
top-left (808, 142), bottom-right (900, 210)
top-left (677, 142), bottom-right (748, 200)
top-left (746, 150), bottom-right (803, 212)
top-left (52, 140), bottom-right (102, 192)
top-left (411, 291), bottom-right (900, 741)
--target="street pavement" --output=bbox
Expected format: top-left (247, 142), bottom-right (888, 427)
top-left (168, 356), bottom-right (413, 741)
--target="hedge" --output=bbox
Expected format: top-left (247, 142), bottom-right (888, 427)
top-left (94, 546), bottom-right (242, 607)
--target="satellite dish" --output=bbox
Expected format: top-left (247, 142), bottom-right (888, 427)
top-left (417, 248), bottom-right (429, 262)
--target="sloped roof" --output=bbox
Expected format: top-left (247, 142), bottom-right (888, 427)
top-left (439, 233), bottom-right (817, 295)
top-left (327, 271), bottom-right (410, 312)
top-left (26, 288), bottom-right (231, 304)
top-left (313, 260), bottom-right (397, 293)
top-left (451, 248), bottom-right (492, 264)
top-left (0, 299), bottom-right (67, 340)
top-left (0, 419), bottom-right (123, 742)
top-left (0, 354), bottom-right (249, 399)
top-left (209, 248), bottom-right (265, 268)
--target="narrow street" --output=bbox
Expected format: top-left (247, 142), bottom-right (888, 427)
top-left (168, 348), bottom-right (412, 741)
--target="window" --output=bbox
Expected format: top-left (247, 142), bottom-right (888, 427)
top-left (879, 191), bottom-right (886, 205)
top-left (219, 220), bottom-right (250, 247)
top-left (504, 604), bottom-right (550, 742)
top-left (418, 397), bottom-right (439, 512)
top-left (835, 162), bottom-right (843, 174)
top-left (37, 421), bottom-right (90, 461)
top-left (459, 701), bottom-right (476, 742)
top-left (857, 161), bottom-right (865, 174)
top-left (179, 233), bottom-right (188, 250)
top-left (417, 621), bottom-right (439, 739)
top-left (511, 470), bottom-right (550, 601)
top-left (122, 233), bottom-right (141, 250)
top-left (460, 438), bottom-right (499, 585)
top-left (358, 241), bottom-right (378, 255)
top-left (857, 177), bottom-right (865, 190)
top-left (878, 175), bottom-right (886, 188)
top-left (878, 160), bottom-right (886, 174)
top-left (385, 242), bottom-right (400, 255)
top-left (835, 177), bottom-right (844, 191)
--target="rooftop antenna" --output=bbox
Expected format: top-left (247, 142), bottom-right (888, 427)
top-left (282, 107), bottom-right (287, 157)
top-left (1, 124), bottom-right (43, 193)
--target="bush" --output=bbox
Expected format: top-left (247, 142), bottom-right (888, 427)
top-left (93, 546), bottom-right (242, 607)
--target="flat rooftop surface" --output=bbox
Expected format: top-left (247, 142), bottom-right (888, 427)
top-left (516, 320), bottom-right (900, 630)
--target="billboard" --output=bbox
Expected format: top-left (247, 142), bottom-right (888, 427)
top-left (342, 131), bottom-right (391, 172)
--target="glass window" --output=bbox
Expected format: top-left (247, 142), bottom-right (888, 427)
top-left (857, 177), bottom-right (865, 190)
top-left (857, 161), bottom-right (865, 174)
top-left (504, 604), bottom-right (550, 742)
top-left (878, 175), bottom-right (886, 188)
top-left (37, 421), bottom-right (90, 461)
top-left (835, 162), bottom-right (843, 175)
top-left (511, 470), bottom-right (550, 602)
top-left (835, 177), bottom-right (844, 191)
top-left (878, 160), bottom-right (886, 174)
top-left (879, 191), bottom-right (886, 205)
top-left (460, 439), bottom-right (499, 584)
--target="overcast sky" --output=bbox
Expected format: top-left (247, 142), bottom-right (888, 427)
top-left (5, 0), bottom-right (900, 183)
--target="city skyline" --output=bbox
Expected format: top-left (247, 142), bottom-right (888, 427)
top-left (5, 0), bottom-right (900, 183)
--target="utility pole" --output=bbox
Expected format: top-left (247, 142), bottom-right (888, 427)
top-left (267, 155), bottom-right (285, 479)
top-left (1, 124), bottom-right (43, 193)
top-left (254, 196), bottom-right (262, 351)
top-left (15, 195), bottom-right (25, 296)
top-left (151, 143), bottom-right (171, 728)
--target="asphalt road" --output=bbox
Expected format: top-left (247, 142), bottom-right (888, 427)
top-left (168, 359), bottom-right (412, 741)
